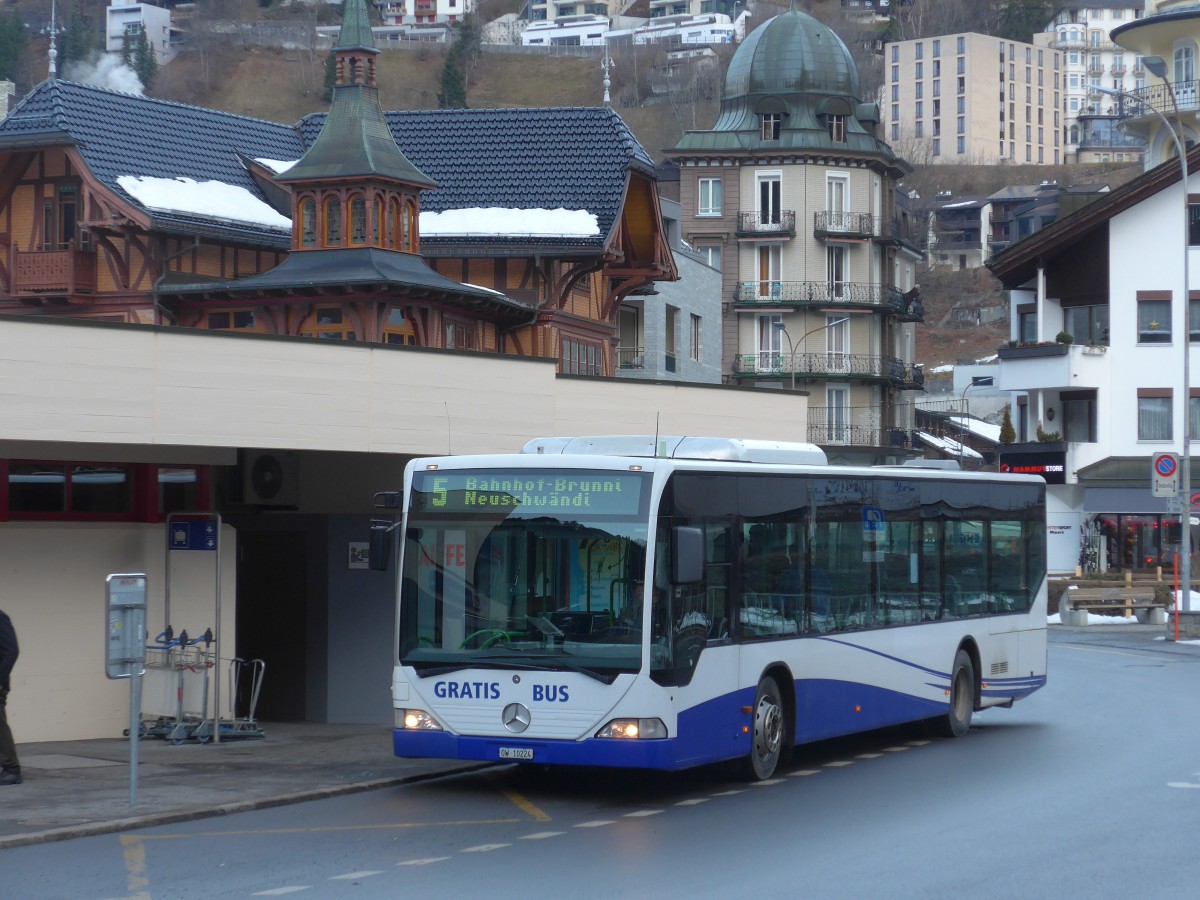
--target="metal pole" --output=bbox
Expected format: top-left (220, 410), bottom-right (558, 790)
top-left (1161, 79), bottom-right (1192, 615)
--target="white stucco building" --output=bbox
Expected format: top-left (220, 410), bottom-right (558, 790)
top-left (105, 0), bottom-right (179, 65)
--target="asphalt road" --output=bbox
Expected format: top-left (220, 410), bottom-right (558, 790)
top-left (5, 629), bottom-right (1199, 900)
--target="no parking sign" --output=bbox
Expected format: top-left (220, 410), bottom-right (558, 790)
top-left (1152, 452), bottom-right (1179, 498)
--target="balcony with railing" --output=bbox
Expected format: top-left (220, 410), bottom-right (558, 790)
top-left (615, 346), bottom-right (645, 370)
top-left (1114, 80), bottom-right (1200, 121)
top-left (733, 352), bottom-right (923, 389)
top-left (735, 210), bottom-right (796, 239)
top-left (733, 281), bottom-right (914, 318)
top-left (12, 244), bottom-right (97, 297)
top-left (813, 211), bottom-right (879, 240)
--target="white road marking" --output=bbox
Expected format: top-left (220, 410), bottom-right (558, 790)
top-left (824, 760), bottom-right (854, 767)
top-left (711, 789), bottom-right (745, 796)
top-left (623, 809), bottom-right (664, 817)
top-left (883, 746), bottom-right (910, 752)
top-left (329, 871), bottom-right (383, 880)
top-left (251, 888), bottom-right (311, 897)
top-left (1167, 782), bottom-right (1200, 789)
top-left (520, 831), bottom-right (566, 839)
top-left (907, 740), bottom-right (931, 746)
top-left (676, 798), bottom-right (711, 805)
top-left (750, 778), bottom-right (784, 786)
top-left (575, 819), bottom-right (617, 828)
top-left (462, 843), bottom-right (511, 853)
top-left (790, 769), bottom-right (821, 777)
top-left (856, 753), bottom-right (883, 759)
top-left (397, 857), bottom-right (451, 867)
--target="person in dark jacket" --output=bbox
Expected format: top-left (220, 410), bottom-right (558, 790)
top-left (0, 609), bottom-right (20, 785)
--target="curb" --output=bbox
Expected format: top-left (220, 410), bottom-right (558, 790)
top-left (0, 762), bottom-right (491, 851)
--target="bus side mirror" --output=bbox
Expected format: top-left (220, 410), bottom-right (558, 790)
top-left (671, 526), bottom-right (704, 584)
top-left (368, 520), bottom-right (394, 572)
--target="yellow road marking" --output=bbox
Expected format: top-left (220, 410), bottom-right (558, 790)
top-left (105, 835), bottom-right (151, 900)
top-left (502, 788), bottom-right (552, 822)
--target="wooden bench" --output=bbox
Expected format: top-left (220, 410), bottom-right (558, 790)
top-left (1057, 586), bottom-right (1171, 626)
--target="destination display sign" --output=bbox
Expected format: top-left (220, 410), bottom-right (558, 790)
top-left (411, 470), bottom-right (647, 516)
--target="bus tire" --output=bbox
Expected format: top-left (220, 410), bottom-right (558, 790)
top-left (941, 649), bottom-right (975, 738)
top-left (743, 675), bottom-right (785, 780)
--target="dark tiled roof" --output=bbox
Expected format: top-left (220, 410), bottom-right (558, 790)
top-left (298, 106), bottom-right (656, 245)
top-left (0, 79), bottom-right (303, 244)
top-left (0, 80), bottom-right (653, 252)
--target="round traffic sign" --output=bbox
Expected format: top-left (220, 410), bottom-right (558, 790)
top-left (1156, 454), bottom-right (1178, 477)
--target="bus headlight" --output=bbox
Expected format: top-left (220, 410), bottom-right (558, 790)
top-left (595, 718), bottom-right (667, 740)
top-left (397, 709), bottom-right (443, 731)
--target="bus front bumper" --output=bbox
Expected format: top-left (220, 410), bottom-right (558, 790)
top-left (393, 729), bottom-right (693, 770)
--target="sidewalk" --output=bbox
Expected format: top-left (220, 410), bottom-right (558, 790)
top-left (0, 722), bottom-right (485, 850)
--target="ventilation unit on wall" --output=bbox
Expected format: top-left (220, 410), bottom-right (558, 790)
top-left (241, 450), bottom-right (300, 507)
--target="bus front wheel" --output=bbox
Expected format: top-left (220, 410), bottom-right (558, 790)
top-left (743, 675), bottom-right (784, 780)
top-left (941, 649), bottom-right (975, 738)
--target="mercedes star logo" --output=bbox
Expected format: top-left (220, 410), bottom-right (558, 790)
top-left (502, 702), bottom-right (531, 734)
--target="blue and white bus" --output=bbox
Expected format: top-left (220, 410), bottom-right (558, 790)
top-left (371, 435), bottom-right (1047, 780)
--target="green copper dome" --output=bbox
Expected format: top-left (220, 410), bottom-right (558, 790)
top-left (724, 9), bottom-right (860, 102)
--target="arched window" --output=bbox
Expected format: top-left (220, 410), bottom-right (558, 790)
top-left (387, 198), bottom-right (400, 249)
top-left (403, 201), bottom-right (416, 251)
top-left (300, 198), bottom-right (317, 248)
top-left (1175, 44), bottom-right (1196, 85)
top-left (324, 196), bottom-right (342, 246)
top-left (349, 195), bottom-right (367, 245)
top-left (1069, 125), bottom-right (1079, 144)
top-left (373, 197), bottom-right (383, 246)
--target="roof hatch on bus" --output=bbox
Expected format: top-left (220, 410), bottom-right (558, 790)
top-left (520, 435), bottom-right (828, 466)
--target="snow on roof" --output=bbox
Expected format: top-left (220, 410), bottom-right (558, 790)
top-left (929, 364), bottom-right (954, 374)
top-left (940, 200), bottom-right (980, 209)
top-left (915, 431), bottom-right (984, 460)
top-left (950, 415), bottom-right (1002, 443)
top-left (256, 158), bottom-right (297, 175)
top-left (976, 354), bottom-right (998, 363)
top-left (419, 207), bottom-right (599, 238)
top-left (117, 175), bottom-right (292, 231)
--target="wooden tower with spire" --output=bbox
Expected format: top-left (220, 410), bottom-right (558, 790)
top-left (275, 0), bottom-right (435, 257)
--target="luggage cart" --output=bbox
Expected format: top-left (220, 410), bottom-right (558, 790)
top-left (216, 657), bottom-right (266, 740)
top-left (134, 628), bottom-right (214, 743)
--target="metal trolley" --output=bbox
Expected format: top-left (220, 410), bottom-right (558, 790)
top-left (132, 630), bottom-right (267, 743)
top-left (136, 628), bottom-right (215, 744)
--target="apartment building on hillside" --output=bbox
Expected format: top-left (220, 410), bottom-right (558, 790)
top-left (884, 32), bottom-right (1063, 165)
top-left (1035, 1), bottom-right (1146, 164)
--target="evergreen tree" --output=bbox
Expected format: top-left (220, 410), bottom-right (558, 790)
top-left (322, 50), bottom-right (336, 102)
top-left (438, 14), bottom-right (479, 110)
top-left (1000, 406), bottom-right (1016, 444)
top-left (437, 54), bottom-right (467, 109)
top-left (59, 3), bottom-right (97, 74)
top-left (996, 0), bottom-right (1056, 45)
top-left (121, 32), bottom-right (133, 68)
top-left (0, 10), bottom-right (27, 82)
top-left (133, 30), bottom-right (157, 88)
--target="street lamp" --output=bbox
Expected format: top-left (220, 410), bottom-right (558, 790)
top-left (1101, 60), bottom-right (1191, 612)
top-left (772, 317), bottom-right (850, 392)
top-left (956, 375), bottom-right (994, 468)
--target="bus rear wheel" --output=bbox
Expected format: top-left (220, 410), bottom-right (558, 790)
top-left (940, 649), bottom-right (975, 738)
top-left (743, 675), bottom-right (784, 780)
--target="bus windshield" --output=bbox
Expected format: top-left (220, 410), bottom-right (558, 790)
top-left (399, 468), bottom-right (651, 680)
